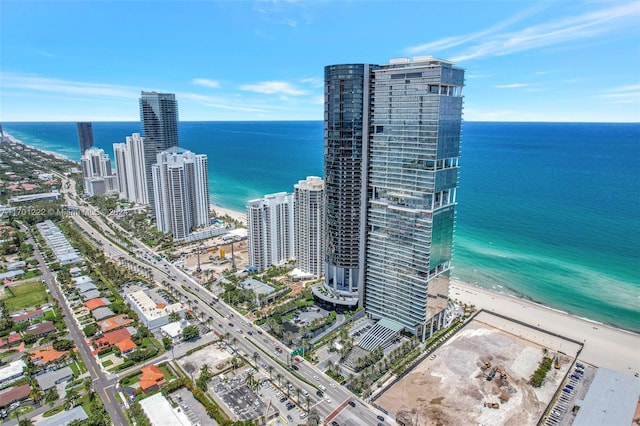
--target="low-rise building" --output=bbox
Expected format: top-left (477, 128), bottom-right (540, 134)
top-left (37, 405), bottom-right (88, 426)
top-left (139, 392), bottom-right (191, 426)
top-left (25, 321), bottom-right (57, 338)
top-left (84, 298), bottom-right (110, 311)
top-left (91, 307), bottom-right (115, 321)
top-left (75, 282), bottom-right (98, 293)
top-left (0, 270), bottom-right (24, 281)
top-left (125, 290), bottom-right (184, 330)
top-left (80, 289), bottom-right (101, 301)
top-left (0, 360), bottom-right (25, 386)
top-left (98, 314), bottom-right (132, 333)
top-left (139, 365), bottom-right (166, 393)
top-left (115, 338), bottom-right (137, 355)
top-left (30, 348), bottom-right (67, 365)
top-left (159, 320), bottom-right (191, 344)
top-left (10, 309), bottom-right (44, 324)
top-left (0, 333), bottom-right (22, 349)
top-left (35, 366), bottom-right (74, 391)
top-left (0, 384), bottom-right (31, 409)
top-left (6, 261), bottom-right (26, 271)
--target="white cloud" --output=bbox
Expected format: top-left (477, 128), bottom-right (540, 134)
top-left (240, 80), bottom-right (307, 96)
top-left (300, 77), bottom-right (323, 88)
top-left (450, 3), bottom-right (640, 62)
top-left (192, 78), bottom-right (221, 89)
top-left (495, 83), bottom-right (529, 89)
top-left (405, 4), bottom-right (546, 55)
top-left (0, 72), bottom-right (138, 99)
top-left (598, 84), bottom-right (640, 104)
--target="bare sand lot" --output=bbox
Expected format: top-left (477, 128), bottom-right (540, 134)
top-left (376, 315), bottom-right (580, 426)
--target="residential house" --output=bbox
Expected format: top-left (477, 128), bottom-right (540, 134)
top-left (0, 384), bottom-right (30, 409)
top-left (10, 309), bottom-right (44, 324)
top-left (35, 366), bottom-right (74, 391)
top-left (25, 321), bottom-right (57, 338)
top-left (0, 360), bottom-right (26, 386)
top-left (139, 365), bottom-right (165, 393)
top-left (30, 348), bottom-right (67, 365)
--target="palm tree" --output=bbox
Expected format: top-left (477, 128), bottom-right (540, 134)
top-left (305, 395), bottom-right (311, 412)
top-left (245, 371), bottom-right (255, 388)
top-left (29, 386), bottom-right (44, 404)
top-left (65, 388), bottom-right (79, 409)
top-left (231, 336), bottom-right (238, 352)
top-left (285, 380), bottom-right (291, 397)
top-left (295, 388), bottom-right (301, 403)
top-left (276, 372), bottom-right (283, 387)
top-left (252, 351), bottom-right (260, 367)
top-left (267, 365), bottom-right (274, 380)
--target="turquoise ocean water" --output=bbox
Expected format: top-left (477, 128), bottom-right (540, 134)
top-left (3, 121), bottom-right (639, 332)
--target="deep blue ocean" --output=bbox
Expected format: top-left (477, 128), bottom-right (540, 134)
top-left (3, 121), bottom-right (639, 332)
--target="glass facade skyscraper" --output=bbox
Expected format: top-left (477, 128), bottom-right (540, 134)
top-left (323, 64), bottom-right (376, 307)
top-left (322, 57), bottom-right (464, 340)
top-left (140, 91), bottom-right (179, 216)
top-left (365, 57), bottom-right (464, 340)
top-left (77, 122), bottom-right (94, 156)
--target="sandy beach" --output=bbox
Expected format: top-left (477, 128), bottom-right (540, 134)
top-left (450, 279), bottom-right (640, 376)
top-left (208, 203), bottom-right (639, 376)
top-left (210, 204), bottom-right (246, 226)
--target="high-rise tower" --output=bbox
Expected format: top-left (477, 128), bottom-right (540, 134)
top-left (294, 176), bottom-right (325, 278)
top-left (246, 193), bottom-right (294, 271)
top-left (77, 122), bottom-right (94, 156)
top-left (323, 64), bottom-right (376, 308)
top-left (140, 91), bottom-right (179, 215)
top-left (113, 133), bottom-right (148, 204)
top-left (151, 147), bottom-right (209, 241)
top-left (322, 57), bottom-right (464, 340)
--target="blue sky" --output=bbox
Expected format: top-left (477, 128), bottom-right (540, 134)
top-left (1, 1), bottom-right (638, 122)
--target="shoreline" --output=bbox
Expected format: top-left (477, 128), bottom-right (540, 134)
top-left (5, 131), bottom-right (639, 361)
top-left (451, 279), bottom-right (640, 375)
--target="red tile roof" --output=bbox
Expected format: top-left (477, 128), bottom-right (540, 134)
top-left (30, 348), bottom-right (67, 364)
top-left (115, 338), bottom-right (137, 353)
top-left (98, 314), bottom-right (132, 333)
top-left (139, 365), bottom-right (165, 392)
top-left (84, 298), bottom-right (107, 311)
top-left (95, 328), bottom-right (131, 347)
top-left (25, 321), bottom-right (56, 337)
top-left (0, 333), bottom-right (22, 348)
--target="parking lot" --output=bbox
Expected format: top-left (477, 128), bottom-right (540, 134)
top-left (169, 388), bottom-right (213, 426)
top-left (542, 362), bottom-right (595, 426)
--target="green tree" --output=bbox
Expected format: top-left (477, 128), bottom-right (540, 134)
top-left (182, 325), bottom-right (200, 341)
top-left (52, 339), bottom-right (75, 351)
top-left (83, 323), bottom-right (99, 337)
top-left (162, 337), bottom-right (172, 350)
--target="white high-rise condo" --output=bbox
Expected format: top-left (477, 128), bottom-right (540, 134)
top-left (80, 148), bottom-right (118, 197)
top-left (294, 176), bottom-right (325, 278)
top-left (323, 57), bottom-right (464, 341)
top-left (113, 133), bottom-right (148, 204)
top-left (151, 147), bottom-right (209, 241)
top-left (246, 192), bottom-right (294, 271)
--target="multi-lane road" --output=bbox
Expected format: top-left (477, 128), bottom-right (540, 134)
top-left (57, 178), bottom-right (385, 425)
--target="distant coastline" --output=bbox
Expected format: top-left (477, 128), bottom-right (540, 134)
top-left (3, 121), bottom-right (638, 333)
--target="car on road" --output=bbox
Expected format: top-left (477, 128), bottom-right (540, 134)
top-left (292, 365), bottom-right (299, 371)
top-left (287, 415), bottom-right (293, 422)
top-left (228, 323), bottom-right (234, 327)
top-left (348, 401), bottom-right (356, 407)
top-left (316, 390), bottom-right (323, 397)
top-left (325, 397), bottom-right (331, 403)
top-left (377, 415), bottom-right (385, 421)
top-left (300, 412), bottom-right (307, 419)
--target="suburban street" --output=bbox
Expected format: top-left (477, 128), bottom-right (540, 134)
top-left (32, 234), bottom-right (126, 426)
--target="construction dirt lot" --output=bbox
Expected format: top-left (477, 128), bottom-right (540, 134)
top-left (376, 311), bottom-right (582, 426)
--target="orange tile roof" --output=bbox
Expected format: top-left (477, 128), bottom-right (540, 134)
top-left (115, 338), bottom-right (137, 353)
top-left (96, 328), bottom-right (131, 347)
top-left (84, 298), bottom-right (107, 311)
top-left (139, 365), bottom-right (165, 392)
top-left (30, 348), bottom-right (67, 364)
top-left (98, 314), bottom-right (132, 333)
